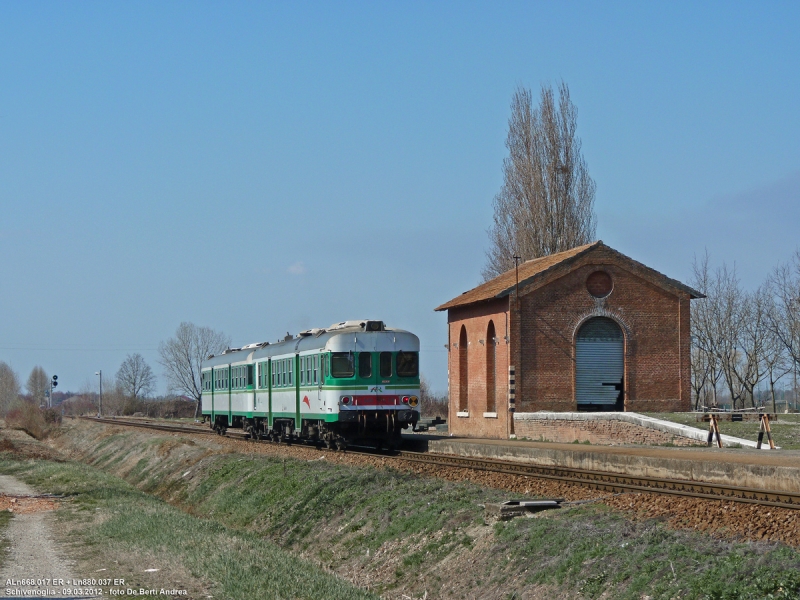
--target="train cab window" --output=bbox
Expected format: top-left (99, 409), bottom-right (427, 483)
top-left (359, 353), bottom-right (372, 378)
top-left (331, 352), bottom-right (354, 378)
top-left (396, 351), bottom-right (419, 377)
top-left (380, 352), bottom-right (392, 378)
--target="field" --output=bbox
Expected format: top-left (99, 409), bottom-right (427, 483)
top-left (645, 412), bottom-right (800, 450)
top-left (1, 420), bottom-right (800, 599)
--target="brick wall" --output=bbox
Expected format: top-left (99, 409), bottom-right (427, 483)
top-left (514, 417), bottom-right (704, 446)
top-left (514, 247), bottom-right (691, 414)
top-left (447, 298), bottom-right (511, 438)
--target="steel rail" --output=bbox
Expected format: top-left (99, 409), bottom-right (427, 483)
top-left (81, 417), bottom-right (800, 510)
top-left (79, 416), bottom-right (248, 439)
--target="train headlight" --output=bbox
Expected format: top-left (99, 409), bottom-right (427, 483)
top-left (340, 396), bottom-right (351, 405)
top-left (409, 396), bottom-right (418, 407)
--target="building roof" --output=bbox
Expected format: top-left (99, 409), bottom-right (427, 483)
top-left (434, 241), bottom-right (703, 312)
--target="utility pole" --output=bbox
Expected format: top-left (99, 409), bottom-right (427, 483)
top-left (96, 370), bottom-right (103, 416)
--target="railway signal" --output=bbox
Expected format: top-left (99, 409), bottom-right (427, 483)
top-left (49, 375), bottom-right (58, 408)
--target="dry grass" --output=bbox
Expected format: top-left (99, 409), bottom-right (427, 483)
top-left (4, 403), bottom-right (60, 440)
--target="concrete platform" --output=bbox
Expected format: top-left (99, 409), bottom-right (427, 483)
top-left (513, 411), bottom-right (776, 449)
top-left (424, 437), bottom-right (800, 493)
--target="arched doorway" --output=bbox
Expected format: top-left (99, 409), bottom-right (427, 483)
top-left (458, 326), bottom-right (468, 412)
top-left (575, 317), bottom-right (624, 411)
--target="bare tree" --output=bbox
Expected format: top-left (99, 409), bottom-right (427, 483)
top-left (768, 252), bottom-right (800, 369)
top-left (691, 255), bottom-right (760, 410)
top-left (116, 353), bottom-right (155, 400)
top-left (691, 253), bottom-right (725, 408)
top-left (762, 308), bottom-right (791, 413)
top-left (26, 366), bottom-right (49, 407)
top-left (767, 251), bottom-right (800, 411)
top-left (484, 82), bottom-right (597, 280)
top-left (158, 322), bottom-right (231, 418)
top-left (736, 287), bottom-right (770, 407)
top-left (0, 362), bottom-right (21, 415)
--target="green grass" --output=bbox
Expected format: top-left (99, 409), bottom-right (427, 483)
top-left (493, 504), bottom-right (800, 600)
top-left (42, 423), bottom-right (800, 599)
top-left (0, 456), bottom-right (376, 600)
top-left (644, 412), bottom-right (800, 449)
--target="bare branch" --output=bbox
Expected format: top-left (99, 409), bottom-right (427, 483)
top-left (484, 82), bottom-right (597, 280)
top-left (158, 322), bottom-right (231, 411)
top-left (115, 353), bottom-right (156, 400)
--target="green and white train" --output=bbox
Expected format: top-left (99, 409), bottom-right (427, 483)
top-left (201, 320), bottom-right (420, 449)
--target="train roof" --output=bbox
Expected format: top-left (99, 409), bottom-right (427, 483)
top-left (201, 320), bottom-right (419, 368)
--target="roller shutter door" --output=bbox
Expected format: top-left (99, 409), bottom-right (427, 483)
top-left (576, 318), bottom-right (623, 406)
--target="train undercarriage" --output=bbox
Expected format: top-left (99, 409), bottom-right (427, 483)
top-left (209, 409), bottom-right (419, 451)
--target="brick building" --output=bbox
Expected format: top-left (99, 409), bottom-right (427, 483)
top-left (434, 241), bottom-right (702, 439)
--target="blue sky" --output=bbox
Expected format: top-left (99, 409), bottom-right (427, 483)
top-left (1, 1), bottom-right (798, 395)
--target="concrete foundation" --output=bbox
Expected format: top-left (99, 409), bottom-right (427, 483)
top-left (513, 411), bottom-right (771, 449)
top-left (427, 437), bottom-right (800, 493)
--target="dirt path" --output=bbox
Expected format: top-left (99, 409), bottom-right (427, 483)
top-left (0, 474), bottom-right (75, 596)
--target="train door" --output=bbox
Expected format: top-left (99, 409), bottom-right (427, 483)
top-left (316, 353), bottom-right (324, 412)
top-left (267, 359), bottom-right (273, 428)
top-left (358, 350), bottom-right (378, 400)
top-left (295, 354), bottom-right (301, 432)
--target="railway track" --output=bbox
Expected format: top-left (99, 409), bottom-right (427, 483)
top-left (81, 416), bottom-right (800, 511)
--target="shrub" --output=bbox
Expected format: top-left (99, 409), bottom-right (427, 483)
top-left (5, 402), bottom-right (57, 440)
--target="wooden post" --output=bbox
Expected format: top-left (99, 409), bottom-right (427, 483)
top-left (707, 414), bottom-right (722, 448)
top-left (757, 414), bottom-right (776, 450)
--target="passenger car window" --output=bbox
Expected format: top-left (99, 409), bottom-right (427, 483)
top-left (396, 351), bottom-right (419, 377)
top-left (380, 352), bottom-right (392, 378)
top-left (331, 352), bottom-right (355, 378)
top-left (359, 353), bottom-right (372, 378)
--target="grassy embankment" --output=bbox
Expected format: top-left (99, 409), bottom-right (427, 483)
top-left (645, 412), bottom-right (800, 449)
top-left (30, 420), bottom-right (800, 599)
top-left (0, 452), bottom-right (376, 599)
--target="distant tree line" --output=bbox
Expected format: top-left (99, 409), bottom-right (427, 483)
top-left (691, 249), bottom-right (800, 412)
top-left (0, 322), bottom-right (230, 420)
